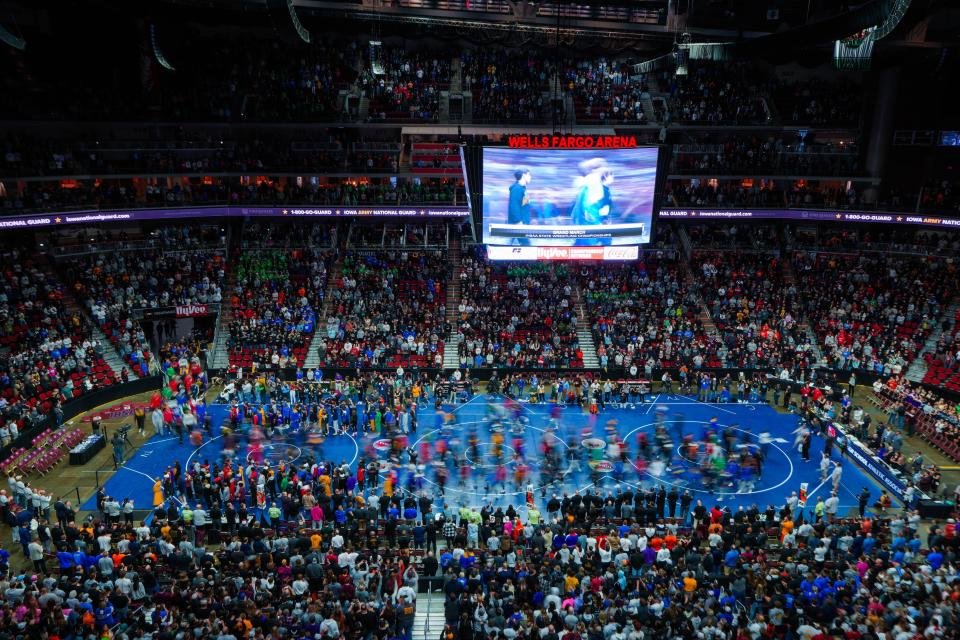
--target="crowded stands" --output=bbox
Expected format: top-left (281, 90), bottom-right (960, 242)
top-left (0, 250), bottom-right (119, 440)
top-left (792, 252), bottom-right (956, 375)
top-left (456, 251), bottom-right (583, 368)
top-left (3, 7), bottom-right (960, 640)
top-left (663, 62), bottom-right (769, 124)
top-left (319, 250), bottom-right (447, 369)
top-left (227, 235), bottom-right (335, 371)
top-left (694, 250), bottom-right (811, 371)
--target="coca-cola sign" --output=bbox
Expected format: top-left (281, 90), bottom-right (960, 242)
top-left (175, 304), bottom-right (209, 317)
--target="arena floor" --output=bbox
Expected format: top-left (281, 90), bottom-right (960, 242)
top-left (86, 392), bottom-right (893, 519)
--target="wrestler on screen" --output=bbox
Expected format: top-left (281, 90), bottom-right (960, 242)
top-left (508, 168), bottom-right (532, 245)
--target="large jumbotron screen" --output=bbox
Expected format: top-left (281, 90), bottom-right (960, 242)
top-left (482, 146), bottom-right (658, 260)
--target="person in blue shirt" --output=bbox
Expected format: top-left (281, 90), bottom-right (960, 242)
top-left (724, 548), bottom-right (739, 570)
top-left (94, 602), bottom-right (116, 627)
top-left (799, 576), bottom-right (816, 602)
top-left (813, 574), bottom-right (832, 601)
top-left (290, 406), bottom-right (301, 432)
top-left (928, 547), bottom-right (944, 570)
top-left (892, 535), bottom-right (907, 551)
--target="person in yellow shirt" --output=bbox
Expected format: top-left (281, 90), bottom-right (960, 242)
top-left (152, 478), bottom-right (164, 508)
top-left (564, 573), bottom-right (579, 593)
top-left (319, 473), bottom-right (332, 497)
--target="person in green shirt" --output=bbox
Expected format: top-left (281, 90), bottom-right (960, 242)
top-left (814, 496), bottom-right (825, 522)
top-left (268, 502), bottom-right (282, 525)
top-left (528, 507), bottom-right (541, 526)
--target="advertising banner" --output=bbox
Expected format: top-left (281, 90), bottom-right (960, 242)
top-left (0, 205), bottom-right (471, 232)
top-left (486, 245), bottom-right (639, 261)
top-left (658, 208), bottom-right (960, 229)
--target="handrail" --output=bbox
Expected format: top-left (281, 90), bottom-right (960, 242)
top-left (424, 586), bottom-right (431, 640)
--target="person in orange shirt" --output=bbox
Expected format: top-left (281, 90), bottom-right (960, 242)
top-left (319, 473), bottom-right (332, 497)
top-left (81, 610), bottom-right (96, 629)
top-left (664, 533), bottom-right (678, 550)
top-left (780, 518), bottom-right (794, 542)
top-left (236, 615), bottom-right (253, 636)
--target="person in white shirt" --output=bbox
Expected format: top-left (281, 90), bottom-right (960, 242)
top-left (831, 461), bottom-right (843, 492)
top-left (824, 493), bottom-right (840, 520)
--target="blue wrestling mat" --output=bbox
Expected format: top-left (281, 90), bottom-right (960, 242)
top-left (85, 392), bottom-right (888, 518)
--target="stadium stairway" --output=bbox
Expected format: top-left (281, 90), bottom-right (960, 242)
top-left (439, 91), bottom-right (450, 122)
top-left (780, 258), bottom-right (825, 366)
top-left (442, 238), bottom-right (463, 370)
top-left (640, 95), bottom-right (657, 124)
top-left (679, 256), bottom-right (720, 342)
top-left (358, 95), bottom-right (370, 120)
top-left (207, 256), bottom-right (235, 370)
top-left (450, 57), bottom-right (462, 93)
top-left (412, 591), bottom-right (446, 640)
top-left (906, 300), bottom-right (959, 383)
top-left (90, 324), bottom-right (135, 381)
top-left (207, 227), bottom-right (242, 372)
top-left (53, 273), bottom-right (141, 381)
top-left (563, 93), bottom-right (576, 128)
top-left (303, 255), bottom-right (345, 370)
top-left (572, 288), bottom-right (600, 369)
